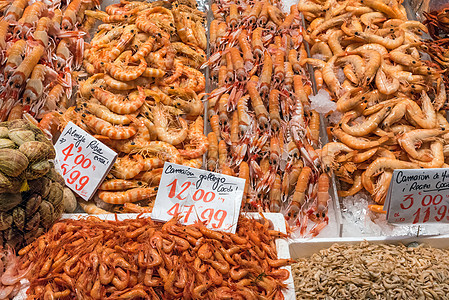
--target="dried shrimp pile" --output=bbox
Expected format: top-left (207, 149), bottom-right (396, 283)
top-left (52, 0), bottom-right (209, 214)
top-left (206, 0), bottom-right (330, 236)
top-left (0, 0), bottom-right (100, 122)
top-left (292, 242), bottom-right (449, 299)
top-left (17, 216), bottom-right (291, 299)
top-left (298, 0), bottom-right (449, 208)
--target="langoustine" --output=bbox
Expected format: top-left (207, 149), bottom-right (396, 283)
top-left (0, 0), bottom-right (101, 122)
top-left (205, 0), bottom-right (328, 237)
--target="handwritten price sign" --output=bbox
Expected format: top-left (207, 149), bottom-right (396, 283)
top-left (151, 162), bottom-right (245, 233)
top-left (385, 168), bottom-right (449, 224)
top-left (54, 122), bottom-right (117, 200)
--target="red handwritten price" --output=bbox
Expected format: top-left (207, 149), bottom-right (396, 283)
top-left (402, 193), bottom-right (448, 224)
top-left (167, 179), bottom-right (215, 203)
top-left (54, 122), bottom-right (117, 200)
top-left (59, 144), bottom-right (91, 191)
top-left (165, 179), bottom-right (226, 228)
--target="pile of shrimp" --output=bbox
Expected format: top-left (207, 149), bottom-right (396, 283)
top-left (17, 215), bottom-right (292, 299)
top-left (0, 246), bottom-right (29, 299)
top-left (205, 1), bottom-right (330, 237)
top-left (420, 6), bottom-right (449, 102)
top-left (42, 0), bottom-right (209, 214)
top-left (298, 0), bottom-right (449, 211)
top-left (0, 0), bottom-right (101, 122)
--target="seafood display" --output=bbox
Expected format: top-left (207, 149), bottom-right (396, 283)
top-left (48, 0), bottom-right (209, 214)
top-left (0, 119), bottom-right (71, 251)
top-left (0, 0), bottom-right (101, 121)
top-left (17, 215), bottom-right (291, 299)
top-left (0, 246), bottom-right (28, 299)
top-left (292, 242), bottom-right (449, 299)
top-left (298, 0), bottom-right (448, 209)
top-left (206, 0), bottom-right (330, 236)
top-left (421, 5), bottom-right (449, 102)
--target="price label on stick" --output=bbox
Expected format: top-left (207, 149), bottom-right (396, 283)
top-left (54, 122), bottom-right (117, 200)
top-left (151, 162), bottom-right (245, 233)
top-left (385, 168), bottom-right (449, 224)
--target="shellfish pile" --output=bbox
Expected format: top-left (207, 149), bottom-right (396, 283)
top-left (51, 0), bottom-right (209, 214)
top-left (298, 0), bottom-right (449, 208)
top-left (205, 0), bottom-right (329, 236)
top-left (0, 120), bottom-right (67, 250)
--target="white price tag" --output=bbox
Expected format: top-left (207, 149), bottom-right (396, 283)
top-left (54, 122), bottom-right (117, 200)
top-left (151, 162), bottom-right (245, 233)
top-left (385, 168), bottom-right (449, 224)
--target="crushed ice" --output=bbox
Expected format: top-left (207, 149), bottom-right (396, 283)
top-left (309, 89), bottom-right (336, 114)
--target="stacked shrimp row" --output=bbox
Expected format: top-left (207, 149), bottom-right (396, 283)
top-left (62, 0), bottom-right (208, 214)
top-left (206, 1), bottom-right (331, 236)
top-left (298, 0), bottom-right (448, 207)
top-left (18, 216), bottom-right (291, 299)
top-left (0, 0), bottom-right (100, 122)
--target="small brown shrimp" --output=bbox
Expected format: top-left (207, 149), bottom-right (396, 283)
top-left (83, 114), bottom-right (137, 140)
top-left (93, 86), bottom-right (145, 114)
top-left (110, 155), bottom-right (145, 180)
top-left (99, 179), bottom-right (143, 191)
top-left (98, 187), bottom-right (158, 204)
